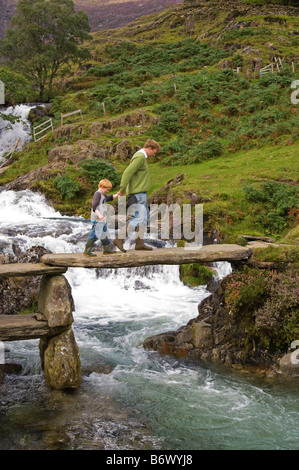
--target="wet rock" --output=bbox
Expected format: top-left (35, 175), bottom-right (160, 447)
top-left (0, 246), bottom-right (52, 315)
top-left (143, 275), bottom-right (284, 375)
top-left (38, 275), bottom-right (74, 328)
top-left (28, 104), bottom-right (53, 123)
top-left (40, 327), bottom-right (82, 390)
top-left (279, 351), bottom-right (299, 378)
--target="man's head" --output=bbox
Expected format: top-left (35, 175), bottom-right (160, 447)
top-left (98, 179), bottom-right (112, 194)
top-left (143, 139), bottom-right (160, 158)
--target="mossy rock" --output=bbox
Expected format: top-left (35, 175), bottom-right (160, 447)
top-left (179, 263), bottom-right (215, 287)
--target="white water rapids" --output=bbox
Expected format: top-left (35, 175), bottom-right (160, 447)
top-left (0, 107), bottom-right (298, 451)
top-left (0, 105), bottom-right (35, 161)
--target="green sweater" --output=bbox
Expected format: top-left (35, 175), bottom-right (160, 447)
top-left (119, 150), bottom-right (150, 195)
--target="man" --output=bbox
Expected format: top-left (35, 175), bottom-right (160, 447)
top-left (113, 139), bottom-right (160, 252)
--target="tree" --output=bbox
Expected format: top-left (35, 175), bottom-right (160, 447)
top-left (0, 0), bottom-right (91, 100)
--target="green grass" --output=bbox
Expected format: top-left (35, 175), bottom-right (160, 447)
top-left (146, 141), bottom-right (299, 241)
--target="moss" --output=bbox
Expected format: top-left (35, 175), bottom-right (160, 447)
top-left (179, 263), bottom-right (214, 286)
top-left (225, 265), bottom-right (299, 352)
top-left (252, 245), bottom-right (299, 264)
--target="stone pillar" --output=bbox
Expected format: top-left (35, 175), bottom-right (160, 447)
top-left (38, 275), bottom-right (82, 390)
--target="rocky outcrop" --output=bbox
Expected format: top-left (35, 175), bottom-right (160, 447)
top-left (48, 139), bottom-right (104, 165)
top-left (143, 276), bottom-right (299, 379)
top-left (87, 110), bottom-right (159, 138)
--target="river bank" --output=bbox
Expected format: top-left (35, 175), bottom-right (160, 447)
top-left (144, 265), bottom-right (299, 380)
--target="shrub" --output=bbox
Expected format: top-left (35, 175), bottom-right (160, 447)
top-left (225, 269), bottom-right (272, 315)
top-left (188, 136), bottom-right (224, 163)
top-left (54, 174), bottom-right (82, 200)
top-left (255, 271), bottom-right (299, 349)
top-left (225, 268), bottom-right (299, 351)
top-left (244, 181), bottom-right (299, 234)
top-left (80, 159), bottom-right (120, 186)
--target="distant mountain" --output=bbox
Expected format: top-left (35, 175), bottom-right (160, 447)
top-left (75, 0), bottom-right (184, 32)
top-left (0, 0), bottom-right (184, 38)
top-left (0, 0), bottom-right (16, 39)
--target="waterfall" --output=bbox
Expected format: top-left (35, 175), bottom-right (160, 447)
top-left (0, 104), bottom-right (35, 162)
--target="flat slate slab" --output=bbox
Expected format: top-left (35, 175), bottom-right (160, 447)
top-left (0, 263), bottom-right (67, 278)
top-left (0, 313), bottom-right (69, 341)
top-left (0, 314), bottom-right (49, 341)
top-left (41, 245), bottom-right (253, 269)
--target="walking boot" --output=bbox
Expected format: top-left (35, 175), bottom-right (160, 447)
top-left (112, 221), bottom-right (131, 253)
top-left (83, 239), bottom-right (96, 257)
top-left (112, 235), bottom-right (126, 253)
top-left (103, 242), bottom-right (117, 254)
top-left (134, 226), bottom-right (153, 251)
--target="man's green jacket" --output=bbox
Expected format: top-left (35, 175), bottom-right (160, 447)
top-left (119, 150), bottom-right (150, 195)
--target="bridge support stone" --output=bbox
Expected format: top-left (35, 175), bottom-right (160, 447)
top-left (38, 274), bottom-right (82, 390)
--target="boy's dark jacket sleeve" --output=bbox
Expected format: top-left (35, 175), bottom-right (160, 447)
top-left (92, 192), bottom-right (114, 212)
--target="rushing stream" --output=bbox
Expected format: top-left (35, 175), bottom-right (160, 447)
top-left (0, 107), bottom-right (298, 451)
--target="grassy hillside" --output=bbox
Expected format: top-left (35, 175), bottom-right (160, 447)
top-left (0, 0), bottom-right (298, 243)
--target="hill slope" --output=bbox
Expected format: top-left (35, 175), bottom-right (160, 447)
top-left (0, 0), bottom-right (298, 243)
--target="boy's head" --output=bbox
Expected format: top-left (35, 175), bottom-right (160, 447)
top-left (98, 179), bottom-right (112, 193)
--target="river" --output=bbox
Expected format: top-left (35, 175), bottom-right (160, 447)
top-left (0, 107), bottom-right (298, 451)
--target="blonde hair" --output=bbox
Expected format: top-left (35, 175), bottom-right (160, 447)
top-left (98, 179), bottom-right (112, 189)
top-left (144, 139), bottom-right (160, 151)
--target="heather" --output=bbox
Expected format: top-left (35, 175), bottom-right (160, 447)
top-left (225, 267), bottom-right (299, 352)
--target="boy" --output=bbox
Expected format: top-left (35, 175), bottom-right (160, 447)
top-left (83, 179), bottom-right (118, 256)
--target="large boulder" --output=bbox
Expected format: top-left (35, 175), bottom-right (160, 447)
top-left (38, 274), bottom-right (74, 328)
top-left (40, 327), bottom-right (82, 389)
top-left (279, 351), bottom-right (299, 378)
